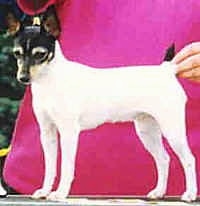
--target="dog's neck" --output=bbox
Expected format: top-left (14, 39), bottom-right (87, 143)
top-left (49, 41), bottom-right (66, 66)
top-left (31, 41), bottom-right (69, 86)
top-left (54, 41), bottom-right (65, 61)
top-left (41, 41), bottom-right (66, 71)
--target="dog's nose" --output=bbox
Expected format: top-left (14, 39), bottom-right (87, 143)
top-left (18, 75), bottom-right (30, 84)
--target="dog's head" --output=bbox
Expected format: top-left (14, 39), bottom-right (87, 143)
top-left (7, 6), bottom-right (60, 85)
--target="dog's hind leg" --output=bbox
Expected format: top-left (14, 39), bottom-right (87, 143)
top-left (32, 113), bottom-right (58, 199)
top-left (134, 113), bottom-right (170, 199)
top-left (158, 105), bottom-right (197, 202)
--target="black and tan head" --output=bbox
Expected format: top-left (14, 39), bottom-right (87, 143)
top-left (6, 6), bottom-right (60, 85)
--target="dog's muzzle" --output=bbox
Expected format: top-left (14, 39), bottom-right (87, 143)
top-left (17, 72), bottom-right (31, 85)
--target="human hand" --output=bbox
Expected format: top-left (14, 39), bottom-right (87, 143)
top-left (172, 42), bottom-right (200, 83)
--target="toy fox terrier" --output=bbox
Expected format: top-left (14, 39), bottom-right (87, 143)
top-left (7, 6), bottom-right (197, 202)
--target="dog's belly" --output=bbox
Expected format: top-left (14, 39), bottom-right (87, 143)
top-left (78, 108), bottom-right (141, 129)
top-left (77, 95), bottom-right (157, 130)
top-left (44, 97), bottom-right (141, 130)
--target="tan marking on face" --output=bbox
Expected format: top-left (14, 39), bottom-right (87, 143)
top-left (30, 65), bottom-right (41, 78)
top-left (48, 52), bottom-right (53, 61)
top-left (29, 60), bottom-right (49, 80)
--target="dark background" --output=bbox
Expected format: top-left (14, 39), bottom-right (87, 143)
top-left (0, 1), bottom-right (25, 193)
top-left (0, 1), bottom-right (25, 150)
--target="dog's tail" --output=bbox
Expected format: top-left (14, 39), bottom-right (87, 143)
top-left (163, 43), bottom-right (175, 62)
top-left (162, 43), bottom-right (179, 74)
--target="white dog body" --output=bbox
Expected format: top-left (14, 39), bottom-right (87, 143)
top-left (32, 44), bottom-right (184, 130)
top-left (32, 43), bottom-right (197, 202)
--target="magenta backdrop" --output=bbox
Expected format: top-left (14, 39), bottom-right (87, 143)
top-left (4, 0), bottom-right (200, 196)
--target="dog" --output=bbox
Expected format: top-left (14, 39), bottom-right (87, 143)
top-left (7, 7), bottom-right (197, 202)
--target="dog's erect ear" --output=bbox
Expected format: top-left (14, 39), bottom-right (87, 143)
top-left (42, 7), bottom-right (60, 38)
top-left (6, 12), bottom-right (21, 35)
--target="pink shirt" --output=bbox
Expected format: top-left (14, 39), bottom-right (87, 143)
top-left (4, 0), bottom-right (200, 195)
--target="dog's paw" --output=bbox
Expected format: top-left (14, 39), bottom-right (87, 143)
top-left (181, 191), bottom-right (197, 202)
top-left (47, 191), bottom-right (67, 202)
top-left (32, 188), bottom-right (50, 199)
top-left (147, 188), bottom-right (165, 199)
top-left (0, 186), bottom-right (7, 198)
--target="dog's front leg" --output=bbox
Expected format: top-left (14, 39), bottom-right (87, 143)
top-left (47, 120), bottom-right (79, 202)
top-left (32, 111), bottom-right (58, 199)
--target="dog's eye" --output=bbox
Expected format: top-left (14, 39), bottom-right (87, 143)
top-left (32, 51), bottom-right (48, 60)
top-left (13, 50), bottom-right (23, 59)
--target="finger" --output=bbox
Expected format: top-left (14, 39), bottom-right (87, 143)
top-left (175, 53), bottom-right (200, 73)
top-left (186, 77), bottom-right (200, 83)
top-left (177, 73), bottom-right (200, 83)
top-left (177, 67), bottom-right (200, 79)
top-left (172, 42), bottom-right (200, 64)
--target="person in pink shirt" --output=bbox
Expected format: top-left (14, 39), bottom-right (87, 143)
top-left (3, 0), bottom-right (200, 197)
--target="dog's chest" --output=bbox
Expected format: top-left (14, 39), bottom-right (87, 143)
top-left (31, 73), bottom-right (70, 121)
